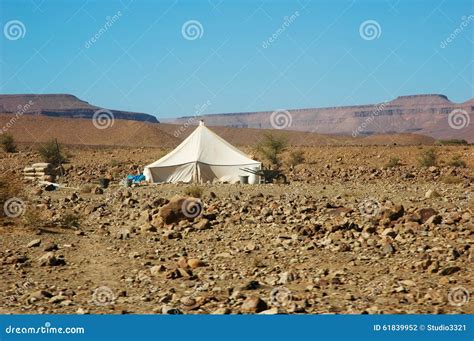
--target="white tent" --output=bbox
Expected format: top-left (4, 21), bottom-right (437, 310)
top-left (144, 121), bottom-right (261, 183)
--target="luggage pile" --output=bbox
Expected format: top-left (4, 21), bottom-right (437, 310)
top-left (23, 163), bottom-right (56, 182)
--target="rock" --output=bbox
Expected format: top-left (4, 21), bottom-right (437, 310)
top-left (159, 196), bottom-right (201, 225)
top-left (43, 242), bottom-right (58, 252)
top-left (241, 296), bottom-right (268, 313)
top-left (258, 307), bottom-right (285, 314)
top-left (211, 307), bottom-right (231, 314)
top-left (194, 218), bottom-right (211, 230)
top-left (382, 242), bottom-right (395, 255)
top-left (425, 215), bottom-right (442, 225)
top-left (93, 186), bottom-right (104, 195)
top-left (117, 229), bottom-right (130, 240)
top-left (27, 290), bottom-right (52, 303)
top-left (161, 305), bottom-right (182, 314)
top-left (38, 252), bottom-right (65, 266)
top-left (150, 265), bottom-right (166, 276)
top-left (425, 189), bottom-right (440, 199)
top-left (187, 258), bottom-right (205, 269)
top-left (240, 280), bottom-right (261, 290)
top-left (27, 239), bottom-right (41, 248)
top-left (439, 266), bottom-right (461, 276)
top-left (417, 208), bottom-right (438, 224)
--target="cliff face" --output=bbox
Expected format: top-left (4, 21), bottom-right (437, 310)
top-left (173, 94), bottom-right (473, 142)
top-left (0, 94), bottom-right (159, 123)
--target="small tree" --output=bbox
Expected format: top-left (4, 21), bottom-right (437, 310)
top-left (419, 148), bottom-right (437, 167)
top-left (37, 139), bottom-right (67, 167)
top-left (287, 149), bottom-right (305, 167)
top-left (256, 133), bottom-right (288, 168)
top-left (0, 134), bottom-right (17, 153)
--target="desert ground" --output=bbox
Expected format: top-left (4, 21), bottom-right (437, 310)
top-left (0, 144), bottom-right (473, 314)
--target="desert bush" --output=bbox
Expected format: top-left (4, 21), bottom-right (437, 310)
top-left (60, 211), bottom-right (81, 229)
top-left (37, 139), bottom-right (67, 167)
top-left (287, 149), bottom-right (305, 167)
top-left (448, 155), bottom-right (466, 168)
top-left (440, 175), bottom-right (463, 184)
top-left (184, 185), bottom-right (203, 198)
top-left (110, 159), bottom-right (120, 167)
top-left (256, 133), bottom-right (288, 167)
top-left (435, 139), bottom-right (468, 145)
top-left (0, 134), bottom-right (17, 153)
top-left (385, 157), bottom-right (400, 168)
top-left (22, 205), bottom-right (44, 227)
top-left (418, 148), bottom-right (437, 167)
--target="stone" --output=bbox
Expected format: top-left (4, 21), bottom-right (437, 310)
top-left (187, 258), bottom-right (205, 269)
top-left (43, 242), bottom-right (58, 252)
top-left (161, 305), bottom-right (182, 314)
top-left (425, 189), bottom-right (440, 199)
top-left (194, 219), bottom-right (211, 230)
top-left (27, 239), bottom-right (41, 248)
top-left (117, 229), bottom-right (130, 240)
top-left (159, 196), bottom-right (201, 225)
top-left (241, 296), bottom-right (268, 313)
top-left (150, 265), bottom-right (166, 276)
top-left (38, 252), bottom-right (65, 266)
top-left (439, 266), bottom-right (461, 276)
top-left (417, 208), bottom-right (438, 224)
top-left (425, 215), bottom-right (442, 225)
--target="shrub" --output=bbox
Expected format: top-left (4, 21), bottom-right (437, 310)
top-left (80, 184), bottom-right (95, 194)
top-left (37, 139), bottom-right (67, 167)
top-left (184, 185), bottom-right (203, 198)
top-left (0, 134), bottom-right (17, 153)
top-left (448, 155), bottom-right (466, 168)
top-left (435, 139), bottom-right (468, 145)
top-left (0, 174), bottom-right (23, 218)
top-left (287, 149), bottom-right (305, 167)
top-left (385, 157), bottom-right (400, 168)
top-left (60, 211), bottom-right (81, 229)
top-left (256, 133), bottom-right (288, 167)
top-left (419, 148), bottom-right (437, 167)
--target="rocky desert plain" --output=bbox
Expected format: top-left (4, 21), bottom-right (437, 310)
top-left (1, 135), bottom-right (473, 315)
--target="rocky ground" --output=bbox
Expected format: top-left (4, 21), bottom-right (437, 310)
top-left (0, 145), bottom-right (473, 314)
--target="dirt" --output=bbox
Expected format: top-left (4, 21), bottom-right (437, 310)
top-left (0, 145), bottom-right (472, 314)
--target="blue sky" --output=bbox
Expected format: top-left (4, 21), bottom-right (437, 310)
top-left (0, 0), bottom-right (472, 120)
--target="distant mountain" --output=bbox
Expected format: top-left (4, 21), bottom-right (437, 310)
top-left (172, 94), bottom-right (473, 142)
top-left (0, 94), bottom-right (158, 123)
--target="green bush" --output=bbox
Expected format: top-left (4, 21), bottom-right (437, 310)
top-left (256, 133), bottom-right (288, 167)
top-left (435, 139), bottom-right (468, 146)
top-left (385, 157), bottom-right (400, 168)
top-left (448, 155), bottom-right (466, 168)
top-left (287, 149), bottom-right (305, 167)
top-left (419, 148), bottom-right (437, 167)
top-left (0, 134), bottom-right (17, 153)
top-left (184, 185), bottom-right (203, 198)
top-left (37, 139), bottom-right (67, 167)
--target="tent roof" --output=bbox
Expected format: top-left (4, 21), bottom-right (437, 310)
top-left (146, 121), bottom-right (260, 168)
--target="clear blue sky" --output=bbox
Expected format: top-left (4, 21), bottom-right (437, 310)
top-left (0, 0), bottom-right (472, 120)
